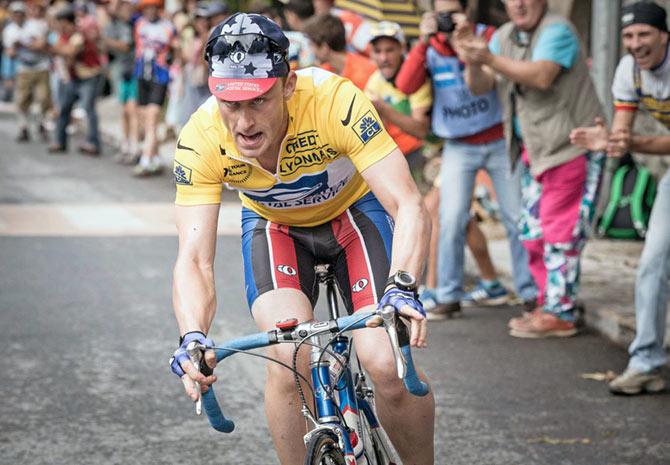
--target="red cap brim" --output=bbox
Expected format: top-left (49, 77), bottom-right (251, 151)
top-left (208, 77), bottom-right (277, 102)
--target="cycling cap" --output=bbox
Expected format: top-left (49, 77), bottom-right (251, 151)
top-left (621, 1), bottom-right (668, 32)
top-left (205, 13), bottom-right (290, 101)
top-left (369, 21), bottom-right (405, 45)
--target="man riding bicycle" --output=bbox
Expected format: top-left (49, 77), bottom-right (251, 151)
top-left (169, 13), bottom-right (435, 465)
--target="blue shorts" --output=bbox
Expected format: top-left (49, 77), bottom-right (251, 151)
top-left (241, 192), bottom-right (394, 313)
top-left (117, 78), bottom-right (138, 103)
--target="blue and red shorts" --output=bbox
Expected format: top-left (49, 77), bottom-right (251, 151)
top-left (241, 192), bottom-right (394, 314)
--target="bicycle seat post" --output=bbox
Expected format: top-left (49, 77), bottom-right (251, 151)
top-left (315, 264), bottom-right (341, 321)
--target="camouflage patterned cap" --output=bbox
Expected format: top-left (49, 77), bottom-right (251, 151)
top-left (205, 13), bottom-right (290, 101)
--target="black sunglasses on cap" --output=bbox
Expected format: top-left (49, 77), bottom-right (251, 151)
top-left (205, 33), bottom-right (287, 64)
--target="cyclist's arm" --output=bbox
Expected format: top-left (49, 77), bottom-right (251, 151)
top-left (173, 204), bottom-right (220, 335)
top-left (361, 148), bottom-right (430, 279)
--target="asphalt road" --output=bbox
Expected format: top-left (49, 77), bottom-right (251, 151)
top-left (0, 114), bottom-right (668, 465)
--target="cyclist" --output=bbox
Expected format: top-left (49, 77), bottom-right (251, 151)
top-left (169, 13), bottom-right (435, 465)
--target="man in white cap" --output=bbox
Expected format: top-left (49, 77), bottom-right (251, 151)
top-left (3, 1), bottom-right (51, 142)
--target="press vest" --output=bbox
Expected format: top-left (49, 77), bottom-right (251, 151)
top-left (496, 13), bottom-right (604, 176)
top-left (427, 24), bottom-right (502, 139)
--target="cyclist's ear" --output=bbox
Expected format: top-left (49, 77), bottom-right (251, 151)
top-left (282, 72), bottom-right (298, 100)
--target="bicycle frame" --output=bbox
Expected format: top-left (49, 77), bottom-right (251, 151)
top-left (304, 267), bottom-right (377, 463)
top-left (195, 268), bottom-right (430, 456)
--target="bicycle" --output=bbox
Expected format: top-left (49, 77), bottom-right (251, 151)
top-left (185, 264), bottom-right (430, 465)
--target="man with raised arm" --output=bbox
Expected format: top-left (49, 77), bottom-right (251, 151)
top-left (168, 13), bottom-right (435, 464)
top-left (571, 1), bottom-right (669, 395)
top-left (455, 0), bottom-right (605, 338)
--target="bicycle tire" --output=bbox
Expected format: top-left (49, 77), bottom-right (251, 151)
top-left (304, 431), bottom-right (347, 465)
top-left (357, 406), bottom-right (398, 465)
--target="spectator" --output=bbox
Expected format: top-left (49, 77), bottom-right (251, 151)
top-left (133, 0), bottom-right (177, 176)
top-left (312, 0), bottom-right (371, 56)
top-left (103, 0), bottom-right (140, 164)
top-left (303, 13), bottom-right (375, 90)
top-left (283, 0), bottom-right (316, 70)
top-left (49, 5), bottom-right (103, 155)
top-left (4, 1), bottom-right (51, 143)
top-left (206, 1), bottom-right (229, 27)
top-left (571, 1), bottom-right (669, 394)
top-left (457, 0), bottom-right (605, 337)
top-left (365, 21), bottom-right (430, 171)
top-left (0, 0), bottom-right (16, 103)
top-left (176, 3), bottom-right (210, 128)
top-left (396, 0), bottom-right (536, 319)
top-left (421, 162), bottom-right (521, 310)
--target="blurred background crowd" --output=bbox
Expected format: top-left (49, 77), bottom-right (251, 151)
top-left (1, 0), bottom-right (668, 394)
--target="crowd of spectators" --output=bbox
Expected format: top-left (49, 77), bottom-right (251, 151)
top-left (1, 0), bottom-right (668, 394)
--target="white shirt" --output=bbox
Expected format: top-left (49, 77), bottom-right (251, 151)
top-left (2, 19), bottom-right (50, 72)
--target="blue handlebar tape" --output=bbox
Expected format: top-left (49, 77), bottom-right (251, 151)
top-left (401, 345), bottom-right (430, 396)
top-left (201, 332), bottom-right (270, 433)
top-left (336, 312), bottom-right (374, 331)
top-left (201, 387), bottom-right (235, 433)
top-left (213, 332), bottom-right (271, 362)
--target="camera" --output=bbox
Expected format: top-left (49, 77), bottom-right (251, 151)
top-left (436, 12), bottom-right (456, 33)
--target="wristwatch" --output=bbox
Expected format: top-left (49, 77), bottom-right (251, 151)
top-left (386, 270), bottom-right (418, 293)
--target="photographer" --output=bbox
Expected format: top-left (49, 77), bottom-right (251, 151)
top-left (395, 0), bottom-right (536, 319)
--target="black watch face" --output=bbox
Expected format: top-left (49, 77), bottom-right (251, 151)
top-left (395, 271), bottom-right (416, 290)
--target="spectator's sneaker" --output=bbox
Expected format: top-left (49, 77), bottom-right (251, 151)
top-left (508, 306), bottom-right (542, 329)
top-left (461, 280), bottom-right (509, 307)
top-left (133, 161), bottom-right (163, 177)
top-left (122, 151), bottom-right (141, 166)
top-left (418, 287), bottom-right (438, 311)
top-left (38, 123), bottom-right (49, 142)
top-left (509, 311), bottom-right (578, 338)
top-left (79, 143), bottom-right (100, 156)
top-left (426, 301), bottom-right (461, 321)
top-left (47, 144), bottom-right (67, 154)
top-left (609, 368), bottom-right (665, 395)
top-left (16, 128), bottom-right (29, 143)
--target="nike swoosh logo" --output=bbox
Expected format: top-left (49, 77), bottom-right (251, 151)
top-left (176, 139), bottom-right (199, 155)
top-left (341, 95), bottom-right (356, 126)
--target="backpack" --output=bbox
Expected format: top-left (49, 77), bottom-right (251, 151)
top-left (598, 153), bottom-right (656, 240)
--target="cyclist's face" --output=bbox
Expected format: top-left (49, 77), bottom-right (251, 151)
top-left (622, 24), bottom-right (669, 70)
top-left (370, 38), bottom-right (404, 80)
top-left (217, 73), bottom-right (297, 160)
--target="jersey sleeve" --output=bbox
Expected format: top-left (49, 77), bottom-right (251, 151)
top-left (612, 54), bottom-right (639, 112)
top-left (324, 79), bottom-right (398, 173)
top-left (531, 22), bottom-right (579, 69)
top-left (173, 117), bottom-right (224, 206)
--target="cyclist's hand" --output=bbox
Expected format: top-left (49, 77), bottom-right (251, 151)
top-left (169, 331), bottom-right (218, 402)
top-left (377, 287), bottom-right (427, 348)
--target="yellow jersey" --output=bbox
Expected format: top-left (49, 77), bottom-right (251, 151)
top-left (174, 67), bottom-right (398, 227)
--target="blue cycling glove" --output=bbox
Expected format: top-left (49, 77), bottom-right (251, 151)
top-left (169, 331), bottom-right (215, 378)
top-left (378, 286), bottom-right (426, 318)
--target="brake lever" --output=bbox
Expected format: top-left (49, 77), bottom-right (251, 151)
top-left (380, 305), bottom-right (407, 379)
top-left (186, 341), bottom-right (207, 415)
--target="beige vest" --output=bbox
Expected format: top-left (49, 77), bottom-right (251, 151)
top-left (496, 12), bottom-right (604, 176)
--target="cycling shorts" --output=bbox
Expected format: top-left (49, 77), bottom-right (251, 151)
top-left (241, 191), bottom-right (394, 314)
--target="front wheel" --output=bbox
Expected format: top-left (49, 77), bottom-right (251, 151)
top-left (304, 431), bottom-right (347, 465)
